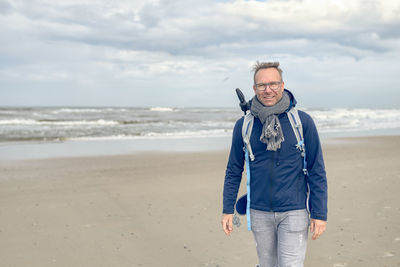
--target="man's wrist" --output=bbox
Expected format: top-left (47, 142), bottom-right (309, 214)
top-left (310, 213), bottom-right (327, 221)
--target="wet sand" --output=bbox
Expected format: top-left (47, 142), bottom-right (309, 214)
top-left (0, 136), bottom-right (399, 266)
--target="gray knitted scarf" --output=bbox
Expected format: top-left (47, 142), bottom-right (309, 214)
top-left (250, 91), bottom-right (291, 151)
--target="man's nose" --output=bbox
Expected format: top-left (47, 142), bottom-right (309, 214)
top-left (264, 86), bottom-right (274, 93)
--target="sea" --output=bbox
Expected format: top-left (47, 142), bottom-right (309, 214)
top-left (1, 106), bottom-right (400, 160)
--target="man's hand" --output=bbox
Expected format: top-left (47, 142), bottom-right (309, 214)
top-left (221, 214), bottom-right (233, 235)
top-left (310, 219), bottom-right (327, 240)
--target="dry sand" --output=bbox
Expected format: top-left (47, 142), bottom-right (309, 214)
top-left (0, 136), bottom-right (399, 267)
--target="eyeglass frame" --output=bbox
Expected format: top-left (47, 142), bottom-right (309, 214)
top-left (254, 81), bottom-right (282, 92)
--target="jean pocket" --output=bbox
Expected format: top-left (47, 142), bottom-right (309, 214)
top-left (250, 209), bottom-right (274, 232)
top-left (286, 209), bottom-right (309, 233)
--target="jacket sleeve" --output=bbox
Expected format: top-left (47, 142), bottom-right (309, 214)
top-left (222, 117), bottom-right (245, 214)
top-left (301, 112), bottom-right (328, 221)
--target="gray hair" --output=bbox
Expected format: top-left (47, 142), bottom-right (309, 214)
top-left (253, 61), bottom-right (283, 84)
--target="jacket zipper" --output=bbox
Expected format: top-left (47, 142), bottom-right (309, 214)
top-left (268, 150), bottom-right (277, 210)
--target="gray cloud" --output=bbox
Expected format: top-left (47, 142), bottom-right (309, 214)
top-left (0, 0), bottom-right (12, 14)
top-left (0, 0), bottom-right (399, 108)
top-left (5, 0), bottom-right (398, 57)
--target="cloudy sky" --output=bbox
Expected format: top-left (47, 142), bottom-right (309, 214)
top-left (1, 0), bottom-right (399, 108)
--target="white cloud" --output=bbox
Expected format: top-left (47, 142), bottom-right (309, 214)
top-left (0, 0), bottom-right (399, 107)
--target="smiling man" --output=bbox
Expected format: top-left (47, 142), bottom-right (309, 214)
top-left (253, 67), bottom-right (284, 107)
top-left (222, 62), bottom-right (328, 267)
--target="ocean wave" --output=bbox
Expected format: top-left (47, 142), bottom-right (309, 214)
top-left (51, 108), bottom-right (128, 114)
top-left (198, 120), bottom-right (236, 127)
top-left (309, 108), bottom-right (400, 132)
top-left (67, 129), bottom-right (233, 141)
top-left (1, 107), bottom-right (400, 144)
top-left (145, 129), bottom-right (232, 138)
top-left (0, 119), bottom-right (119, 126)
top-left (309, 108), bottom-right (400, 120)
top-left (0, 119), bottom-right (37, 125)
top-left (117, 119), bottom-right (164, 125)
top-left (149, 107), bottom-right (177, 112)
top-left (68, 135), bottom-right (140, 141)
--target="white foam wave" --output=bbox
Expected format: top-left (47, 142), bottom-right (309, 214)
top-left (199, 120), bottom-right (235, 128)
top-left (310, 108), bottom-right (400, 121)
top-left (149, 107), bottom-right (176, 112)
top-left (51, 108), bottom-right (127, 114)
top-left (0, 119), bottom-right (118, 126)
top-left (309, 108), bottom-right (400, 132)
top-left (0, 119), bottom-right (37, 125)
top-left (52, 120), bottom-right (119, 126)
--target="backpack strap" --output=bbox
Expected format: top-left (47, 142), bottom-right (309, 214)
top-left (286, 108), bottom-right (308, 175)
top-left (286, 108), bottom-right (311, 213)
top-left (244, 148), bottom-right (252, 230)
top-left (242, 113), bottom-right (255, 161)
top-left (240, 113), bottom-right (255, 230)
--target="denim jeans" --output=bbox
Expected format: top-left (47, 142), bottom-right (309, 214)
top-left (250, 208), bottom-right (310, 267)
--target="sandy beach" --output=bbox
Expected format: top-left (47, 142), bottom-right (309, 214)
top-left (0, 136), bottom-right (399, 267)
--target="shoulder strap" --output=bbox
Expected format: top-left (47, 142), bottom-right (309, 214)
top-left (241, 113), bottom-right (254, 230)
top-left (242, 113), bottom-right (255, 161)
top-left (286, 107), bottom-right (303, 145)
top-left (286, 107), bottom-right (311, 213)
top-left (286, 107), bottom-right (308, 175)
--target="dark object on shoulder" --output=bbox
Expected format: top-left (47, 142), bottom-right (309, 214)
top-left (235, 88), bottom-right (250, 114)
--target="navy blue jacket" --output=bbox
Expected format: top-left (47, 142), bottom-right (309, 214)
top-left (223, 91), bottom-right (328, 221)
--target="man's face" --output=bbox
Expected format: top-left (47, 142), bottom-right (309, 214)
top-left (253, 68), bottom-right (285, 107)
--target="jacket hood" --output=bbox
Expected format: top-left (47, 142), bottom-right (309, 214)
top-left (285, 88), bottom-right (297, 110)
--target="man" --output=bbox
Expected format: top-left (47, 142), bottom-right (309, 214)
top-left (221, 62), bottom-right (327, 267)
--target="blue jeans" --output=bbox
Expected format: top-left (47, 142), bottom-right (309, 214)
top-left (250, 208), bottom-right (309, 267)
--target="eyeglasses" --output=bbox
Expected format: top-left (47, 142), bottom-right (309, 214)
top-left (255, 81), bottom-right (282, 92)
